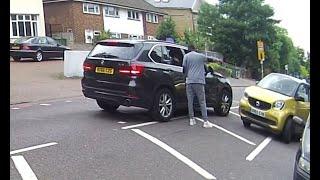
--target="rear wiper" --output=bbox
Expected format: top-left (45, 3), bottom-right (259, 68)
top-left (92, 52), bottom-right (119, 59)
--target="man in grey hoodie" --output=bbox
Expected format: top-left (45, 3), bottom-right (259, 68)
top-left (182, 44), bottom-right (213, 128)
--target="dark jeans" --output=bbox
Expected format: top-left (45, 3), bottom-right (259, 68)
top-left (186, 83), bottom-right (208, 121)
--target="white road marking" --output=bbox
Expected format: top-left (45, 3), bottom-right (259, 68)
top-left (11, 155), bottom-right (38, 180)
top-left (121, 121), bottom-right (159, 130)
top-left (230, 106), bottom-right (239, 109)
top-left (39, 103), bottom-right (51, 106)
top-left (12, 107), bottom-right (20, 110)
top-left (132, 129), bottom-right (216, 180)
top-left (195, 118), bottom-right (256, 146)
top-left (246, 137), bottom-right (272, 161)
top-left (118, 121), bottom-right (127, 124)
top-left (10, 142), bottom-right (58, 155)
top-left (229, 111), bottom-right (241, 117)
top-left (65, 100), bottom-right (72, 103)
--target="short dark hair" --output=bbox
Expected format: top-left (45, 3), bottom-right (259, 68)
top-left (188, 44), bottom-right (196, 51)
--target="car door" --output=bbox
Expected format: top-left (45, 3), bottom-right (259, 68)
top-left (164, 45), bottom-right (187, 107)
top-left (46, 37), bottom-right (63, 58)
top-left (37, 37), bottom-right (50, 58)
top-left (294, 84), bottom-right (310, 120)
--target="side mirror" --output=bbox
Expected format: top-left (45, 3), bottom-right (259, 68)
top-left (293, 116), bottom-right (306, 126)
top-left (295, 96), bottom-right (305, 102)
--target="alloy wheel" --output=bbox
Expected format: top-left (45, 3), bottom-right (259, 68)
top-left (220, 93), bottom-right (230, 114)
top-left (159, 93), bottom-right (173, 118)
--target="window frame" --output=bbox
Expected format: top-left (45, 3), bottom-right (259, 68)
top-left (83, 3), bottom-right (100, 15)
top-left (127, 10), bottom-right (140, 21)
top-left (11, 14), bottom-right (39, 37)
top-left (104, 6), bottom-right (119, 17)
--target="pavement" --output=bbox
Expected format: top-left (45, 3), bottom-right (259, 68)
top-left (10, 60), bottom-right (256, 104)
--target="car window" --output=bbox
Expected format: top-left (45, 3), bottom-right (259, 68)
top-left (150, 45), bottom-right (162, 63)
top-left (165, 46), bottom-right (184, 67)
top-left (38, 37), bottom-right (48, 44)
top-left (296, 84), bottom-right (310, 102)
top-left (162, 46), bottom-right (173, 65)
top-left (47, 37), bottom-right (57, 45)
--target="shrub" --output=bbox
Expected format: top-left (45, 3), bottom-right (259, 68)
top-left (207, 62), bottom-right (232, 77)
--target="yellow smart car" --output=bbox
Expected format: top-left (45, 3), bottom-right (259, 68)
top-left (239, 73), bottom-right (310, 143)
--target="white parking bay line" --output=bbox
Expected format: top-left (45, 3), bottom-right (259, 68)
top-left (230, 106), bottom-right (239, 109)
top-left (195, 118), bottom-right (256, 146)
top-left (246, 137), bottom-right (272, 161)
top-left (121, 121), bottom-right (159, 130)
top-left (132, 129), bottom-right (216, 180)
top-left (10, 142), bottom-right (58, 155)
top-left (229, 111), bottom-right (240, 117)
top-left (11, 155), bottom-right (38, 180)
top-left (39, 103), bottom-right (51, 106)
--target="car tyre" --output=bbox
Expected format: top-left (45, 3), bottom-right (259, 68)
top-left (96, 100), bottom-right (119, 112)
top-left (34, 51), bottom-right (43, 62)
top-left (151, 89), bottom-right (175, 122)
top-left (282, 118), bottom-right (293, 144)
top-left (214, 89), bottom-right (232, 116)
top-left (12, 57), bottom-right (21, 62)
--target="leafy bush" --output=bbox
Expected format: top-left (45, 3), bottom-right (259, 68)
top-left (93, 30), bottom-right (111, 43)
top-left (207, 63), bottom-right (232, 77)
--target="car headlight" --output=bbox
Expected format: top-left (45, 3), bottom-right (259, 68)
top-left (273, 100), bottom-right (284, 110)
top-left (298, 156), bottom-right (310, 174)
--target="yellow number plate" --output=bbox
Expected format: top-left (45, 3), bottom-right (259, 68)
top-left (95, 67), bottom-right (114, 75)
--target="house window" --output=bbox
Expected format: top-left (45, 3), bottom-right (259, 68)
top-left (146, 13), bottom-right (152, 22)
top-left (153, 14), bottom-right (158, 23)
top-left (146, 13), bottom-right (159, 23)
top-left (11, 14), bottom-right (39, 37)
top-left (128, 10), bottom-right (140, 20)
top-left (83, 3), bottom-right (100, 15)
top-left (111, 32), bottom-right (121, 39)
top-left (105, 6), bottom-right (119, 17)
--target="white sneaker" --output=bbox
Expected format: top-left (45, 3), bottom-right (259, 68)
top-left (203, 121), bottom-right (213, 128)
top-left (189, 118), bottom-right (196, 126)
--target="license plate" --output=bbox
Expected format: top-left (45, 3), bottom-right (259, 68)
top-left (11, 46), bottom-right (20, 50)
top-left (250, 107), bottom-right (265, 117)
top-left (95, 67), bottom-right (114, 75)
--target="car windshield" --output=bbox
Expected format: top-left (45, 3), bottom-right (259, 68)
top-left (14, 37), bottom-right (33, 43)
top-left (257, 74), bottom-right (299, 96)
top-left (88, 42), bottom-right (142, 60)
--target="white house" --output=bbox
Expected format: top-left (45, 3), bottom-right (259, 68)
top-left (10, 0), bottom-right (46, 42)
top-left (103, 5), bottom-right (144, 39)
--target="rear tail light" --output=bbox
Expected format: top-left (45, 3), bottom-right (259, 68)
top-left (119, 64), bottom-right (144, 77)
top-left (83, 61), bottom-right (95, 72)
top-left (22, 45), bottom-right (30, 50)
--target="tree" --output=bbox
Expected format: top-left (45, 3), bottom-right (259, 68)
top-left (178, 30), bottom-right (206, 50)
top-left (93, 30), bottom-right (112, 43)
top-left (156, 17), bottom-right (178, 41)
top-left (197, 0), bottom-right (280, 78)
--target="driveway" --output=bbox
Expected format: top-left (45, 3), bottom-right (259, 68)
top-left (10, 60), bottom-right (82, 104)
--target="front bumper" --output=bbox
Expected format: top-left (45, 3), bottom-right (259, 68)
top-left (293, 150), bottom-right (310, 180)
top-left (239, 97), bottom-right (288, 133)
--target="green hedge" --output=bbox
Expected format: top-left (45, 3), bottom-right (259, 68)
top-left (207, 63), bottom-right (232, 77)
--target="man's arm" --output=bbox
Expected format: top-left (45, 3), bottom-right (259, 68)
top-left (182, 55), bottom-right (188, 75)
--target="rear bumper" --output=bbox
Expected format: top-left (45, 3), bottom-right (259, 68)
top-left (10, 50), bottom-right (37, 58)
top-left (82, 83), bottom-right (151, 109)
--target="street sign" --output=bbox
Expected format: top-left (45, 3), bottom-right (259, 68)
top-left (257, 40), bottom-right (265, 61)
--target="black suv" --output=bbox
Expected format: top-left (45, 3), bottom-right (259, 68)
top-left (81, 40), bottom-right (232, 121)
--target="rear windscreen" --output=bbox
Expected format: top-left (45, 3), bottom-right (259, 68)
top-left (88, 42), bottom-right (143, 60)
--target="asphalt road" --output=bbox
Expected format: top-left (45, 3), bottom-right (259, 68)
top-left (10, 87), bottom-right (299, 180)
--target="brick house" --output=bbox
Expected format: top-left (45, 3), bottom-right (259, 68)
top-left (43, 0), bottom-right (165, 45)
top-left (144, 0), bottom-right (205, 37)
